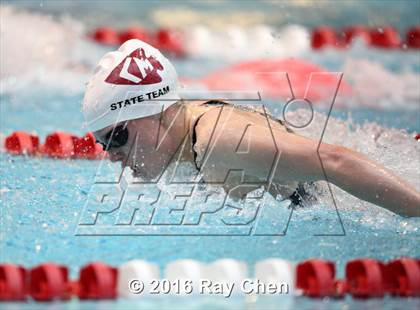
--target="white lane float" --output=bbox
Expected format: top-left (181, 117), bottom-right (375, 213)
top-left (117, 260), bottom-right (160, 298)
top-left (165, 259), bottom-right (206, 295)
top-left (204, 259), bottom-right (248, 297)
top-left (255, 258), bottom-right (297, 295)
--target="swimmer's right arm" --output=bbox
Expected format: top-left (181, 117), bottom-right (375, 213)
top-left (195, 113), bottom-right (419, 217)
top-left (313, 143), bottom-right (420, 217)
top-left (266, 129), bottom-right (420, 217)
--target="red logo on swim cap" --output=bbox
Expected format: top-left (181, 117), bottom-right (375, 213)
top-left (105, 48), bottom-right (163, 85)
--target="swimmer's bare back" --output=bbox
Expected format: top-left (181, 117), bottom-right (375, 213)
top-left (191, 103), bottom-right (420, 217)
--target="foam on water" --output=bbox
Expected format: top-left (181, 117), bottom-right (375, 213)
top-left (288, 109), bottom-right (419, 233)
top-left (0, 7), bottom-right (83, 76)
top-left (0, 6), bottom-right (102, 96)
top-left (342, 58), bottom-right (420, 109)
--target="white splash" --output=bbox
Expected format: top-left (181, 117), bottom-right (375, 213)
top-left (0, 6), bottom-right (99, 96)
top-left (342, 59), bottom-right (420, 109)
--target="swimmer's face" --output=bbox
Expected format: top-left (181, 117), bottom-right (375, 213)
top-left (94, 114), bottom-right (174, 180)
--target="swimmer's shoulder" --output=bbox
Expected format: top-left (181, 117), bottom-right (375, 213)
top-left (182, 99), bottom-right (231, 128)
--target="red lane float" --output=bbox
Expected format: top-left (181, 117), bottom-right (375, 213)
top-left (90, 26), bottom-right (185, 56)
top-left (5, 131), bottom-right (39, 155)
top-left (43, 132), bottom-right (77, 158)
top-left (345, 258), bottom-right (386, 298)
top-left (30, 263), bottom-right (70, 301)
top-left (155, 28), bottom-right (185, 57)
top-left (311, 26), bottom-right (402, 49)
top-left (370, 27), bottom-right (401, 49)
top-left (342, 26), bottom-right (371, 47)
top-left (407, 26), bottom-right (420, 48)
top-left (90, 25), bottom-right (420, 52)
top-left (0, 264), bottom-right (27, 301)
top-left (384, 258), bottom-right (420, 296)
top-left (91, 27), bottom-right (120, 46)
top-left (311, 26), bottom-right (339, 49)
top-left (296, 259), bottom-right (339, 297)
top-left (1, 258), bottom-right (420, 301)
top-left (4, 131), bottom-right (106, 160)
top-left (73, 132), bottom-right (104, 159)
top-left (118, 26), bottom-right (152, 45)
top-left (78, 262), bottom-right (118, 299)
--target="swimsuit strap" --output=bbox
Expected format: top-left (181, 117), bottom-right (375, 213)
top-left (188, 100), bottom-right (227, 170)
top-left (201, 100), bottom-right (293, 133)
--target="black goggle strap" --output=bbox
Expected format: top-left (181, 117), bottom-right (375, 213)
top-left (110, 122), bottom-right (129, 149)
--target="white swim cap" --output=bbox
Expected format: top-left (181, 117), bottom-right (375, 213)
top-left (82, 39), bottom-right (179, 131)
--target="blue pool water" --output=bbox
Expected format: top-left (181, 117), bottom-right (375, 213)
top-left (1, 2), bottom-right (420, 309)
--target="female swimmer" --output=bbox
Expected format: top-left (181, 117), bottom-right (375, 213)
top-left (82, 40), bottom-right (420, 217)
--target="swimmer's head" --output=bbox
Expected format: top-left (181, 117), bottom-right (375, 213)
top-left (94, 114), bottom-right (169, 179)
top-left (82, 39), bottom-right (180, 178)
top-left (82, 39), bottom-right (179, 132)
top-left (93, 103), bottom-right (184, 179)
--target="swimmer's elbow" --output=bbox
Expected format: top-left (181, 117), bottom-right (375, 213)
top-left (318, 144), bottom-right (349, 179)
